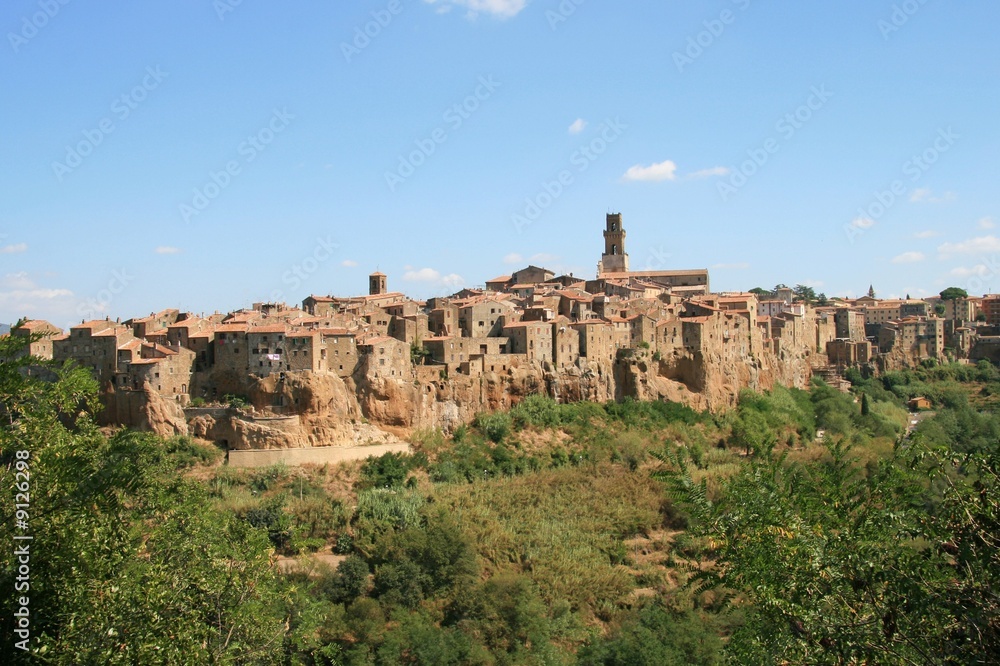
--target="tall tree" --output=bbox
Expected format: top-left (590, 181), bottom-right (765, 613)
top-left (940, 287), bottom-right (969, 301)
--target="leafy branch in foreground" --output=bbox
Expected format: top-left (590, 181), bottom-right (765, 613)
top-left (657, 435), bottom-right (1000, 664)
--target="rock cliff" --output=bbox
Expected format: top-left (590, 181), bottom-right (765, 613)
top-left (105, 343), bottom-right (817, 448)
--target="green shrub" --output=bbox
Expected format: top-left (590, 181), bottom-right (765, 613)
top-left (510, 394), bottom-right (561, 429)
top-left (475, 411), bottom-right (512, 443)
top-left (359, 451), bottom-right (423, 489)
top-left (164, 436), bottom-right (222, 468)
top-left (224, 393), bottom-right (250, 409)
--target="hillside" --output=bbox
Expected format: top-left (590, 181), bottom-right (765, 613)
top-left (2, 330), bottom-right (999, 663)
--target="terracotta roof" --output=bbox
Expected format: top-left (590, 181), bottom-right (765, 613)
top-left (15, 319), bottom-right (60, 331)
top-left (358, 335), bottom-right (395, 345)
top-left (167, 319), bottom-right (207, 330)
top-left (247, 325), bottom-right (288, 334)
top-left (599, 269), bottom-right (709, 279)
top-left (72, 320), bottom-right (118, 332)
top-left (502, 321), bottom-right (548, 329)
top-left (486, 275), bottom-right (512, 283)
top-left (144, 343), bottom-right (178, 356)
top-left (214, 324), bottom-right (249, 334)
top-left (570, 319), bottom-right (613, 327)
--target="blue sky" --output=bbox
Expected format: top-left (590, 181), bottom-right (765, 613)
top-left (1, 0), bottom-right (998, 328)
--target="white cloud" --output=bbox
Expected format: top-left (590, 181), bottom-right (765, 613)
top-left (423, 0), bottom-right (528, 19)
top-left (938, 235), bottom-right (1000, 256)
top-left (503, 253), bottom-right (523, 265)
top-left (568, 118), bottom-right (587, 134)
top-left (914, 230), bottom-right (940, 239)
top-left (0, 272), bottom-right (76, 323)
top-left (528, 252), bottom-right (558, 265)
top-left (850, 217), bottom-right (875, 230)
top-left (403, 267), bottom-right (465, 289)
top-left (341, 259), bottom-right (359, 268)
top-left (910, 188), bottom-right (955, 204)
top-left (950, 265), bottom-right (990, 278)
top-left (711, 262), bottom-right (750, 270)
top-left (154, 246), bottom-right (180, 255)
top-left (689, 166), bottom-right (730, 179)
top-left (979, 216), bottom-right (996, 230)
top-left (892, 251), bottom-right (925, 264)
top-left (0, 243), bottom-right (27, 254)
top-left (622, 160), bottom-right (678, 182)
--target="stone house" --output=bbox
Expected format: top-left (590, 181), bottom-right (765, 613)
top-left (321, 328), bottom-right (358, 378)
top-left (11, 319), bottom-right (62, 359)
top-left (502, 320), bottom-right (554, 365)
top-left (53, 320), bottom-right (134, 385)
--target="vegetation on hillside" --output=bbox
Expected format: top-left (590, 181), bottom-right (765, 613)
top-left (3, 332), bottom-right (999, 663)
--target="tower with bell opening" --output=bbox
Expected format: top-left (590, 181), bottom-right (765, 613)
top-left (599, 212), bottom-right (629, 274)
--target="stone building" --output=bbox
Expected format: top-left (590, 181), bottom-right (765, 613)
top-left (287, 331), bottom-right (324, 372)
top-left (599, 213), bottom-right (629, 274)
top-left (247, 325), bottom-right (288, 377)
top-left (503, 320), bottom-right (554, 365)
top-left (321, 329), bottom-right (358, 378)
top-left (127, 309), bottom-right (180, 339)
top-left (511, 265), bottom-right (555, 286)
top-left (827, 339), bottom-right (873, 366)
top-left (357, 336), bottom-right (412, 380)
top-left (879, 317), bottom-right (945, 358)
top-left (11, 319), bottom-right (62, 359)
top-left (834, 308), bottom-right (867, 342)
top-left (53, 320), bottom-right (134, 385)
top-left (212, 323), bottom-right (250, 374)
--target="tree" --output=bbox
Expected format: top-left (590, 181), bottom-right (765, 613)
top-left (0, 334), bottom-right (287, 664)
top-left (940, 287), bottom-right (969, 301)
top-left (660, 443), bottom-right (954, 664)
top-left (411, 341), bottom-right (431, 365)
top-left (793, 285), bottom-right (817, 304)
top-left (730, 409), bottom-right (775, 456)
top-left (749, 287), bottom-right (771, 297)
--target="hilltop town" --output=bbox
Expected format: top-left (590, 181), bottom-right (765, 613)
top-left (9, 214), bottom-right (998, 450)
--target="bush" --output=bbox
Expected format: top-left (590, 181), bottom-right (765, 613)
top-left (510, 394), bottom-right (561, 429)
top-left (224, 393), bottom-right (249, 409)
top-left (578, 604), bottom-right (724, 665)
top-left (353, 488), bottom-right (425, 553)
top-left (373, 561), bottom-right (427, 609)
top-left (243, 497), bottom-right (294, 552)
top-left (164, 436), bottom-right (222, 468)
top-left (475, 411), bottom-right (512, 443)
top-left (359, 451), bottom-right (419, 489)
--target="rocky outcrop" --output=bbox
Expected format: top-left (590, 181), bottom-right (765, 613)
top-left (105, 341), bottom-right (819, 449)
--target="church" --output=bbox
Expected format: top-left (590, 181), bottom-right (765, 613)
top-left (596, 213), bottom-right (710, 294)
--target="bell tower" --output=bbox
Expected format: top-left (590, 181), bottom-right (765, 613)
top-left (599, 213), bottom-right (629, 274)
top-left (369, 271), bottom-right (387, 296)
